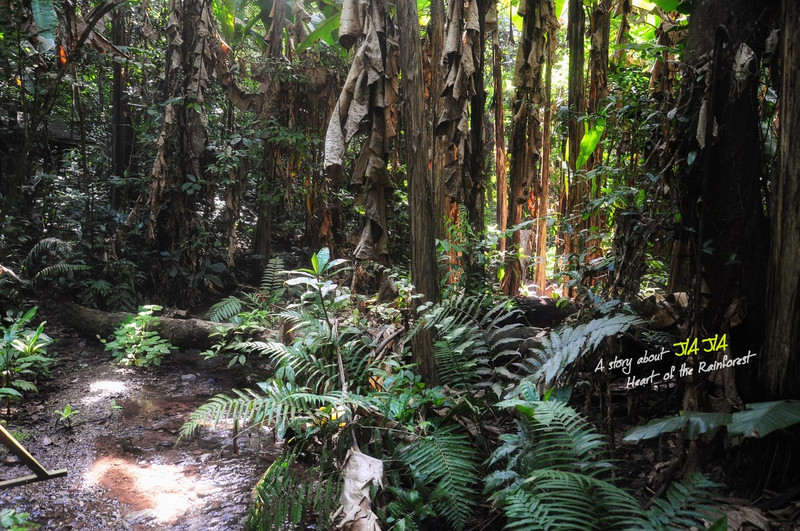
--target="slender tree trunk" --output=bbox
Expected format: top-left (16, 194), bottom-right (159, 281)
top-left (763, 0), bottom-right (800, 399)
top-left (586, 0), bottom-right (611, 247)
top-left (493, 30), bottom-right (508, 253)
top-left (534, 35), bottom-right (554, 293)
top-left (399, 0), bottom-right (439, 384)
top-left (566, 0), bottom-right (585, 284)
top-left (502, 0), bottom-right (554, 295)
top-left (111, 6), bottom-right (132, 209)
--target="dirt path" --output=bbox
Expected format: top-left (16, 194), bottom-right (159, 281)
top-left (1, 327), bottom-right (277, 530)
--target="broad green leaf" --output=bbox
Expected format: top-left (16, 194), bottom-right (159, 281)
top-left (31, 0), bottom-right (57, 52)
top-left (623, 412), bottom-right (731, 442)
top-left (576, 117), bottom-right (606, 171)
top-left (296, 12), bottom-right (341, 53)
top-left (728, 400), bottom-right (800, 438)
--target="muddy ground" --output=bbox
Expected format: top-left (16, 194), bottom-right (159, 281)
top-left (1, 322), bottom-right (278, 530)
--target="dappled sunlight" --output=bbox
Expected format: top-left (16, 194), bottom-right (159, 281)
top-left (81, 380), bottom-right (128, 405)
top-left (85, 457), bottom-right (210, 523)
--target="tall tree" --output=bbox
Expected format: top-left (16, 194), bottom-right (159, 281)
top-left (399, 0), bottom-right (440, 384)
top-left (147, 0), bottom-right (216, 302)
top-left (670, 0), bottom-right (775, 408)
top-left (502, 0), bottom-right (556, 295)
top-left (565, 0), bottom-right (586, 290)
top-left (763, 0), bottom-right (800, 399)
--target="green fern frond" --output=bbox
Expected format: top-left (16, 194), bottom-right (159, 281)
top-left (22, 238), bottom-right (72, 272)
top-left (260, 255), bottom-right (285, 295)
top-left (247, 448), bottom-right (341, 531)
top-left (32, 263), bottom-right (89, 282)
top-left (208, 295), bottom-right (243, 322)
top-left (180, 380), bottom-right (338, 440)
top-left (501, 488), bottom-right (551, 530)
top-left (643, 473), bottom-right (721, 530)
top-left (414, 293), bottom-right (523, 391)
top-left (534, 313), bottom-right (642, 387)
top-left (400, 426), bottom-right (481, 530)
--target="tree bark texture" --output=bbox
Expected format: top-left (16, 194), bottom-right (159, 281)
top-left (399, 0), bottom-right (440, 384)
top-left (502, 0), bottom-right (556, 295)
top-left (673, 0), bottom-right (775, 406)
top-left (763, 0), bottom-right (800, 399)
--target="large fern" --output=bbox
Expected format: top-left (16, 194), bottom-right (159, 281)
top-left (246, 447), bottom-right (342, 531)
top-left (414, 293), bottom-right (524, 390)
top-left (486, 397), bottom-right (721, 530)
top-left (399, 426), bottom-right (482, 530)
top-left (179, 380), bottom-right (340, 440)
top-left (506, 313), bottom-right (642, 394)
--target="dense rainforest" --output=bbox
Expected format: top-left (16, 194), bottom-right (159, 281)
top-left (1, 0), bottom-right (799, 529)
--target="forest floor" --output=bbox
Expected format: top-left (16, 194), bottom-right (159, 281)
top-left (1, 312), bottom-right (277, 530)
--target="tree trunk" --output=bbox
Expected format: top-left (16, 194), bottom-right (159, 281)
top-left (502, 0), bottom-right (555, 295)
top-left (565, 0), bottom-right (586, 292)
top-left (148, 0), bottom-right (215, 304)
top-left (763, 0), bottom-right (800, 399)
top-left (672, 0), bottom-right (774, 408)
top-left (534, 33), bottom-right (554, 294)
top-left (111, 6), bottom-right (132, 208)
top-left (493, 30), bottom-right (508, 253)
top-left (399, 0), bottom-right (439, 384)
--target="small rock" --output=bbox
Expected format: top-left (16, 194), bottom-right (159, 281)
top-left (181, 374), bottom-right (197, 381)
top-left (123, 508), bottom-right (159, 524)
top-left (42, 435), bottom-right (52, 446)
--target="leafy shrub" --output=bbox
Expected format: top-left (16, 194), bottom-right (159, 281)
top-left (0, 307), bottom-right (54, 406)
top-left (102, 305), bottom-right (176, 366)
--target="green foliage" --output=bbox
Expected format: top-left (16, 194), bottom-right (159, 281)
top-left (102, 305), bottom-right (176, 367)
top-left (399, 426), bottom-right (482, 530)
top-left (624, 400), bottom-right (800, 441)
top-left (0, 508), bottom-right (39, 531)
top-left (246, 449), bottom-right (341, 530)
top-left (642, 473), bottom-right (722, 530)
top-left (413, 293), bottom-right (523, 391)
top-left (0, 307), bottom-right (54, 406)
top-left (486, 397), bottom-right (720, 530)
top-left (54, 403), bottom-right (79, 428)
top-left (512, 312), bottom-right (642, 393)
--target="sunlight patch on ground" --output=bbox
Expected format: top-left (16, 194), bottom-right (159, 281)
top-left (81, 380), bottom-right (127, 405)
top-left (85, 457), bottom-right (212, 523)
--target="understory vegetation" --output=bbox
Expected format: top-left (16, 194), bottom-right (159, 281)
top-left (2, 0), bottom-right (799, 528)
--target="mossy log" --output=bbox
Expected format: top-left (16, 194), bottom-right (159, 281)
top-left (61, 302), bottom-right (270, 350)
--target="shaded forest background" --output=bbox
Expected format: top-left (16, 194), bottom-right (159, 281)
top-left (2, 0), bottom-right (800, 528)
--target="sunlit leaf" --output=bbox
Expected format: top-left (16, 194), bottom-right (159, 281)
top-left (576, 116), bottom-right (606, 170)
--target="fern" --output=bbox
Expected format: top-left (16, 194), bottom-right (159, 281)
top-left (208, 295), bottom-right (243, 322)
top-left (642, 473), bottom-right (721, 530)
top-left (414, 293), bottom-right (524, 390)
top-left (32, 263), bottom-right (90, 282)
top-left (246, 448), bottom-right (342, 531)
top-left (260, 255), bottom-right (285, 295)
top-left (22, 237), bottom-right (72, 273)
top-left (179, 380), bottom-right (339, 440)
top-left (512, 313), bottom-right (642, 391)
top-left (399, 426), bottom-right (482, 530)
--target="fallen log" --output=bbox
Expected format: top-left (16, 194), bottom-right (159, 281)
top-left (61, 302), bottom-right (270, 350)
